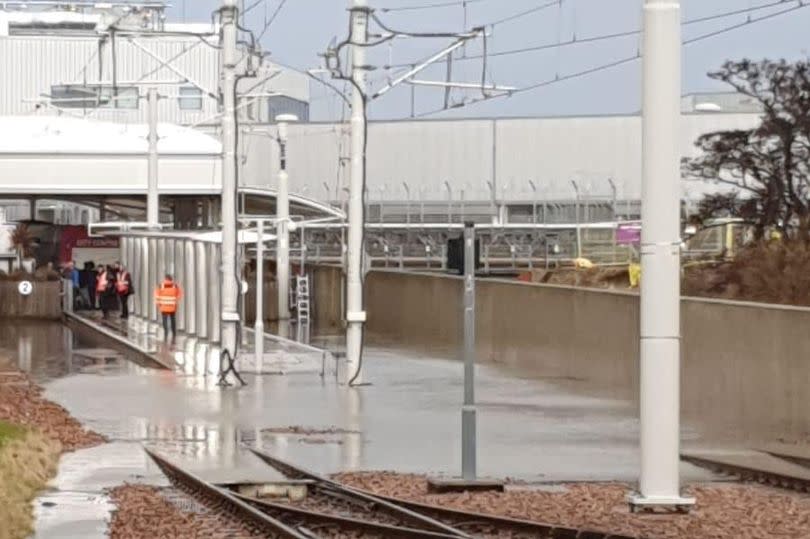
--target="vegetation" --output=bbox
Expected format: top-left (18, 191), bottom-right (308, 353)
top-left (683, 239), bottom-right (810, 306)
top-left (0, 420), bottom-right (25, 447)
top-left (684, 59), bottom-right (810, 239)
top-left (9, 223), bottom-right (35, 260)
top-left (0, 424), bottom-right (61, 539)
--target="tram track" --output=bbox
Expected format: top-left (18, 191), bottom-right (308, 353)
top-left (681, 451), bottom-right (810, 494)
top-left (250, 448), bottom-right (639, 539)
top-left (147, 448), bottom-right (465, 538)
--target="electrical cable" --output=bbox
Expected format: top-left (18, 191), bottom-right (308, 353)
top-left (413, 0), bottom-right (809, 117)
top-left (487, 0), bottom-right (561, 28)
top-left (386, 0), bottom-right (803, 68)
top-left (380, 0), bottom-right (489, 12)
top-left (257, 0), bottom-right (288, 42)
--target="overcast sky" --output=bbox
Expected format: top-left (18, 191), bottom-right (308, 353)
top-left (167, 0), bottom-right (810, 120)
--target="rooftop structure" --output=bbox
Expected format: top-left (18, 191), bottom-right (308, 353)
top-left (0, 1), bottom-right (309, 125)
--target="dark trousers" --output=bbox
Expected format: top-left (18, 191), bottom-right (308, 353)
top-left (120, 295), bottom-right (129, 319)
top-left (162, 313), bottom-right (176, 339)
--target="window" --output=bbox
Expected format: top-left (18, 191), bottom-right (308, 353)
top-left (178, 86), bottom-right (203, 110)
top-left (50, 85), bottom-right (138, 110)
top-left (267, 96), bottom-right (310, 122)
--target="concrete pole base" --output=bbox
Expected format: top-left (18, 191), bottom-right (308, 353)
top-left (627, 493), bottom-right (696, 513)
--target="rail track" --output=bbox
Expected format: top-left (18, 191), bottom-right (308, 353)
top-left (250, 449), bottom-right (639, 539)
top-left (681, 450), bottom-right (810, 494)
top-left (147, 448), bottom-right (467, 538)
top-left (145, 448), bottom-right (308, 538)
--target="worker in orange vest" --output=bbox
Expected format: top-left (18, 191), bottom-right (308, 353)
top-left (154, 274), bottom-right (182, 341)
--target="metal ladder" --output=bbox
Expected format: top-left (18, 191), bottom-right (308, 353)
top-left (295, 274), bottom-right (311, 325)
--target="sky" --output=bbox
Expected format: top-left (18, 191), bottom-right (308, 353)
top-left (167, 0), bottom-right (810, 121)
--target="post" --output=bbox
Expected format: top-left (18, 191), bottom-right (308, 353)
top-left (461, 221), bottom-right (477, 480)
top-left (630, 0), bottom-right (694, 510)
top-left (147, 87), bottom-right (159, 229)
top-left (299, 224), bottom-right (307, 276)
top-left (175, 239), bottom-right (186, 332)
top-left (571, 180), bottom-right (582, 259)
top-left (195, 241), bottom-right (208, 340)
top-left (255, 220), bottom-right (264, 365)
top-left (444, 180), bottom-right (452, 223)
top-left (184, 240), bottom-right (197, 335)
top-left (148, 238), bottom-right (158, 323)
top-left (345, 0), bottom-right (369, 385)
top-left (276, 115), bottom-right (296, 323)
top-left (220, 0), bottom-right (240, 356)
top-left (209, 242), bottom-right (221, 343)
top-left (140, 238), bottom-right (149, 318)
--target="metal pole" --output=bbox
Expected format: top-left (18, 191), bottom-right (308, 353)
top-left (209, 243), bottom-right (221, 343)
top-left (609, 178), bottom-right (619, 263)
top-left (132, 238), bottom-right (141, 317)
top-left (529, 180), bottom-right (537, 224)
top-left (220, 0), bottom-right (240, 356)
top-left (255, 220), bottom-right (264, 365)
top-left (403, 182), bottom-right (411, 227)
top-left (175, 239), bottom-right (186, 332)
top-left (195, 241), bottom-right (208, 340)
top-left (571, 180), bottom-right (582, 259)
top-left (345, 0), bottom-right (369, 385)
top-left (444, 180), bottom-right (453, 223)
top-left (140, 238), bottom-right (149, 319)
top-left (631, 0), bottom-right (694, 510)
top-left (148, 238), bottom-right (158, 323)
top-left (461, 221), bottom-right (477, 480)
top-left (184, 240), bottom-right (197, 335)
top-left (147, 87), bottom-right (159, 229)
top-left (300, 224), bottom-right (307, 276)
top-left (277, 118), bottom-right (292, 322)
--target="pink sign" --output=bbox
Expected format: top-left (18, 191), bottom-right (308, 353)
top-left (617, 224), bottom-right (641, 245)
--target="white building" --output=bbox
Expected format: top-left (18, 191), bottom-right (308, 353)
top-left (238, 110), bottom-right (763, 222)
top-left (0, 1), bottom-right (309, 125)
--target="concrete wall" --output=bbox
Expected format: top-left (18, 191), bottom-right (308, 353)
top-left (343, 268), bottom-right (810, 442)
top-left (0, 280), bottom-right (61, 320)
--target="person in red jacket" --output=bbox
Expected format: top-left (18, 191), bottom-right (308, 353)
top-left (154, 274), bottom-right (182, 340)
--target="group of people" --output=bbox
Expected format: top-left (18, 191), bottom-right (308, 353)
top-left (63, 260), bottom-right (182, 340)
top-left (65, 261), bottom-right (133, 320)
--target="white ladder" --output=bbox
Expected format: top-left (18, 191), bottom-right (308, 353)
top-left (295, 274), bottom-right (311, 325)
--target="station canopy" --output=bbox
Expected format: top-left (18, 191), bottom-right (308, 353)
top-left (0, 115), bottom-right (222, 196)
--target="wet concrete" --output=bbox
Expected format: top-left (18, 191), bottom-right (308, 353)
top-left (0, 320), bottom-right (715, 538)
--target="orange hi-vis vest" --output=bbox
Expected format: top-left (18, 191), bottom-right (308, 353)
top-left (96, 270), bottom-right (108, 293)
top-left (116, 271), bottom-right (130, 294)
top-left (154, 281), bottom-right (182, 314)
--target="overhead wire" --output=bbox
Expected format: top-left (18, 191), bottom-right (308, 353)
top-left (257, 0), bottom-right (288, 42)
top-left (413, 0), bottom-right (810, 118)
top-left (385, 0), bottom-right (805, 68)
top-left (380, 0), bottom-right (490, 13)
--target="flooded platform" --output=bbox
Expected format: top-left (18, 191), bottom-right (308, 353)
top-left (0, 320), bottom-right (715, 538)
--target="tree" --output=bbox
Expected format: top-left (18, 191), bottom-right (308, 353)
top-left (684, 59), bottom-right (810, 240)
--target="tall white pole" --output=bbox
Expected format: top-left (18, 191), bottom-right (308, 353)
top-left (220, 0), bottom-right (240, 357)
top-left (345, 0), bottom-right (369, 385)
top-left (255, 220), bottom-right (265, 367)
top-left (631, 0), bottom-right (694, 510)
top-left (147, 87), bottom-right (159, 229)
top-left (276, 120), bottom-right (291, 322)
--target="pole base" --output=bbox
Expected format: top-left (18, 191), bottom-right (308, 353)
top-left (627, 492), bottom-right (696, 514)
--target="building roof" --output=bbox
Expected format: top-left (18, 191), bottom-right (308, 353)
top-left (0, 115), bottom-right (221, 155)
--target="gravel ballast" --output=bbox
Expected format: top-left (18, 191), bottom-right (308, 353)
top-left (335, 472), bottom-right (810, 539)
top-left (108, 485), bottom-right (266, 539)
top-left (0, 361), bottom-right (106, 451)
